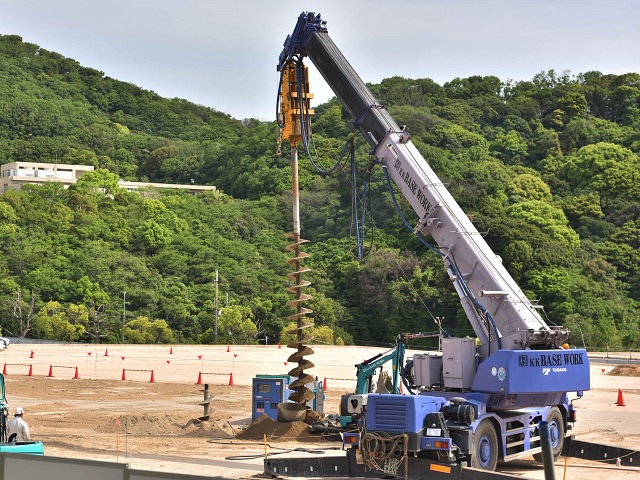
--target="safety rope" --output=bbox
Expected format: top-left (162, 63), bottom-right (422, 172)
top-left (361, 431), bottom-right (408, 480)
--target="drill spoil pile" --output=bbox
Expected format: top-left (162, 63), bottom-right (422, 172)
top-left (607, 364), bottom-right (640, 377)
top-left (95, 415), bottom-right (234, 438)
top-left (236, 414), bottom-right (318, 441)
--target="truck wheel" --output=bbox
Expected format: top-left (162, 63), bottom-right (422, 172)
top-left (533, 407), bottom-right (564, 463)
top-left (471, 419), bottom-right (498, 471)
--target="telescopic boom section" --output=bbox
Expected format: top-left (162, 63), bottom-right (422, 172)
top-left (279, 12), bottom-right (569, 357)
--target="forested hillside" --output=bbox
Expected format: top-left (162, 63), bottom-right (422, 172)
top-left (1, 34), bottom-right (639, 350)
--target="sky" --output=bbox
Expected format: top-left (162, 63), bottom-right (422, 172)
top-left (1, 0), bottom-right (639, 121)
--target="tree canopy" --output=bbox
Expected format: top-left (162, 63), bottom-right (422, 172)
top-left (0, 35), bottom-right (639, 350)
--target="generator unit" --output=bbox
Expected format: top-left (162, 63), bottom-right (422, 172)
top-left (252, 375), bottom-right (291, 421)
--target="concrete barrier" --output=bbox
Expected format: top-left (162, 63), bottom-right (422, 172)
top-left (1, 453), bottom-right (222, 480)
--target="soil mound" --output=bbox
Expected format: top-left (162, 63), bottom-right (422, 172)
top-left (607, 365), bottom-right (640, 377)
top-left (95, 414), bottom-right (233, 438)
top-left (180, 418), bottom-right (234, 438)
top-left (236, 414), bottom-right (314, 441)
top-left (95, 414), bottom-right (179, 434)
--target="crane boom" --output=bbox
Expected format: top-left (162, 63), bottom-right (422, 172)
top-left (278, 12), bottom-right (569, 359)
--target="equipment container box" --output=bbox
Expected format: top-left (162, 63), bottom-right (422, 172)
top-left (442, 337), bottom-right (476, 389)
top-left (252, 375), bottom-right (291, 421)
top-left (413, 353), bottom-right (443, 388)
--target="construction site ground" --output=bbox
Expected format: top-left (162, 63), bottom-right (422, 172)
top-left (2, 344), bottom-right (639, 480)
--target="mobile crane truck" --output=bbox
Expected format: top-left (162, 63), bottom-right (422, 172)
top-left (273, 12), bottom-right (591, 476)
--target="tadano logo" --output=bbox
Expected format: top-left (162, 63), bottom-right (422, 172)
top-left (543, 368), bottom-right (550, 376)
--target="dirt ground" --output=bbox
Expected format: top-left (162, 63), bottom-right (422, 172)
top-left (2, 344), bottom-right (640, 479)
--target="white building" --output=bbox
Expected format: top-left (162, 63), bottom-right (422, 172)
top-left (120, 180), bottom-right (216, 194)
top-left (0, 162), bottom-right (216, 194)
top-left (1, 162), bottom-right (94, 191)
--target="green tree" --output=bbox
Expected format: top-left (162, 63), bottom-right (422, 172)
top-left (77, 276), bottom-right (110, 343)
top-left (490, 130), bottom-right (528, 164)
top-left (71, 168), bottom-right (122, 195)
top-left (201, 305), bottom-right (258, 345)
top-left (136, 220), bottom-right (173, 251)
top-left (507, 201), bottom-right (580, 248)
top-left (33, 301), bottom-right (88, 341)
top-left (279, 321), bottom-right (338, 346)
top-left (507, 173), bottom-right (552, 202)
top-left (124, 316), bottom-right (174, 344)
top-left (560, 143), bottom-right (640, 203)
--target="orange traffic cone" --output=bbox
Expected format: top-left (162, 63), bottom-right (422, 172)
top-left (27, 365), bottom-right (33, 376)
top-left (121, 369), bottom-right (127, 381)
top-left (169, 347), bottom-right (173, 354)
top-left (104, 348), bottom-right (109, 356)
top-left (150, 370), bottom-right (155, 383)
top-left (615, 388), bottom-right (626, 406)
top-left (323, 377), bottom-right (328, 391)
top-left (228, 373), bottom-right (234, 386)
top-left (196, 372), bottom-right (202, 385)
top-left (2, 364), bottom-right (6, 375)
top-left (226, 345), bottom-right (230, 353)
top-left (73, 366), bottom-right (80, 379)
top-left (30, 350), bottom-right (34, 358)
top-left (47, 365), bottom-right (54, 377)
top-left (278, 342), bottom-right (281, 349)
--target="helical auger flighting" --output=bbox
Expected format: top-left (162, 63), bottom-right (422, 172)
top-left (284, 232), bottom-right (315, 405)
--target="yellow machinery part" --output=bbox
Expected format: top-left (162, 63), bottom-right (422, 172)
top-left (280, 62), bottom-right (314, 145)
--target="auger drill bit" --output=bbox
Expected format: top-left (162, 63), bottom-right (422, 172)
top-left (277, 59), bottom-right (316, 411)
top-left (285, 232), bottom-right (315, 405)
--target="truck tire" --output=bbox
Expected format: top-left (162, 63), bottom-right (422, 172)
top-left (533, 407), bottom-right (564, 463)
top-left (471, 419), bottom-right (498, 471)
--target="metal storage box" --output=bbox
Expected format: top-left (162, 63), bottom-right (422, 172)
top-left (442, 337), bottom-right (477, 389)
top-left (412, 353), bottom-right (443, 387)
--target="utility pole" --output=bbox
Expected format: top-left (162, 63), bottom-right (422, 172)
top-left (214, 270), bottom-right (219, 343)
top-left (435, 316), bottom-right (443, 351)
top-left (122, 291), bottom-right (127, 344)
